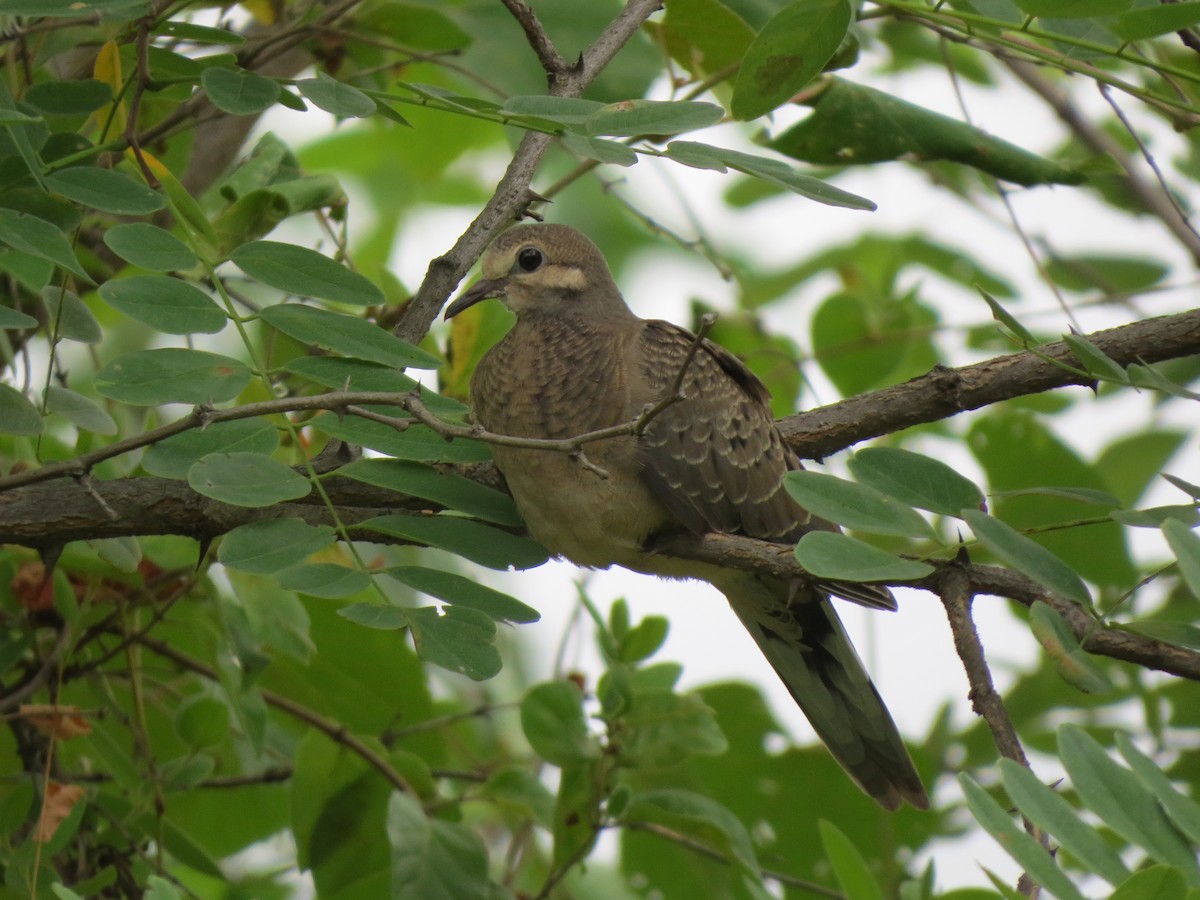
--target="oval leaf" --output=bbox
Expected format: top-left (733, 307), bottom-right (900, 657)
top-left (783, 470), bottom-right (934, 537)
top-left (794, 531), bottom-right (934, 582)
top-left (218, 519), bottom-right (336, 574)
top-left (275, 563), bottom-right (370, 599)
top-left (142, 419), bottom-right (279, 478)
top-left (584, 100), bottom-right (723, 137)
top-left (338, 458), bottom-right (521, 525)
top-left (355, 514), bottom-right (548, 570)
top-left (95, 349), bottom-right (251, 405)
top-left (260, 304), bottom-right (439, 370)
top-left (231, 241), bottom-right (384, 306)
top-left (521, 681), bottom-right (600, 766)
top-left (1058, 725), bottom-right (1200, 880)
top-left (296, 75), bottom-right (375, 118)
top-left (201, 66), bottom-right (280, 116)
top-left (103, 223), bottom-right (198, 272)
top-left (731, 0), bottom-right (852, 120)
top-left (0, 384), bottom-right (44, 436)
top-left (98, 274), bottom-right (226, 334)
top-left (848, 447), bottom-right (985, 517)
top-left (385, 565), bottom-right (539, 623)
top-left (962, 509), bottom-right (1091, 606)
top-left (45, 385), bottom-right (117, 435)
top-left (188, 452), bottom-right (311, 507)
top-left (45, 167), bottom-right (164, 215)
top-left (997, 758), bottom-right (1131, 886)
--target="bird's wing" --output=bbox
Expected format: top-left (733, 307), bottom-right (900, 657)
top-left (634, 319), bottom-right (896, 612)
top-left (634, 319), bottom-right (805, 542)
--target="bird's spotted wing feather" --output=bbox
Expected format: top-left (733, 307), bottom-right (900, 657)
top-left (634, 320), bottom-right (807, 542)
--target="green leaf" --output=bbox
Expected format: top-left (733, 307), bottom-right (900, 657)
top-left (201, 66), bottom-right (281, 116)
top-left (977, 287), bottom-right (1037, 344)
top-left (25, 79), bottom-right (111, 115)
top-left (94, 349), bottom-right (251, 405)
top-left (144, 875), bottom-right (183, 900)
top-left (408, 605), bottom-right (502, 680)
top-left (502, 96), bottom-right (604, 126)
top-left (819, 819), bottom-right (884, 900)
top-left (45, 167), bottom-right (164, 215)
top-left (355, 514), bottom-right (548, 570)
top-left (959, 773), bottom-right (1087, 900)
top-left (387, 792), bottom-right (491, 900)
top-left (174, 696), bottom-right (230, 750)
top-left (276, 563), bottom-right (370, 598)
top-left (616, 616), bottom-right (668, 663)
top-left (560, 131), bottom-right (638, 166)
top-left (771, 78), bottom-right (1085, 186)
top-left (0, 306), bottom-right (36, 329)
top-left (0, 208), bottom-right (88, 279)
top-left (384, 566), bottom-right (539, 623)
top-left (337, 458), bottom-right (521, 525)
top-left (218, 519), bottom-right (336, 574)
top-left (103, 223), bottom-right (198, 272)
top-left (1062, 333), bottom-right (1127, 382)
top-left (663, 0), bottom-right (755, 74)
top-left (962, 509), bottom-right (1091, 606)
top-left (521, 681), bottom-right (600, 766)
top-left (0, 0), bottom-right (149, 15)
top-left (231, 241), bottom-right (384, 306)
top-left (1114, 2), bottom-right (1200, 41)
top-left (42, 287), bottom-right (102, 344)
top-left (730, 0), bottom-right (852, 120)
top-left (0, 383), bottom-right (43, 435)
top-left (296, 74), bottom-right (376, 118)
top-left (997, 758), bottom-right (1131, 886)
top-left (1116, 733), bottom-right (1200, 845)
top-left (311, 413), bottom-right (490, 464)
top-left (337, 603), bottom-right (409, 631)
top-left (1163, 519), bottom-right (1200, 600)
top-left (1015, 0), bottom-right (1132, 17)
top-left (620, 689), bottom-right (728, 767)
top-left (45, 385), bottom-right (117, 435)
top-left (584, 100), bottom-right (723, 136)
top-left (1058, 725), bottom-right (1200, 880)
top-left (783, 470), bottom-right (934, 537)
top-left (98, 274), bottom-right (226, 334)
top-left (1110, 866), bottom-right (1189, 900)
top-left (848, 447), bottom-right (985, 517)
top-left (260, 304), bottom-right (439, 369)
top-left (188, 452), bottom-right (312, 507)
top-left (142, 419), bottom-right (279, 478)
top-left (795, 531), bottom-right (934, 582)
top-left (1044, 254), bottom-right (1169, 293)
top-left (1028, 601), bottom-right (1112, 694)
top-left (623, 789), bottom-right (758, 875)
top-left (666, 140), bottom-right (875, 210)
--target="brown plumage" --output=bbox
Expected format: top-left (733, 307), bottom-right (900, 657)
top-left (445, 223), bottom-right (927, 810)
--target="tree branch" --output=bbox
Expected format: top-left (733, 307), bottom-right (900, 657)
top-left (778, 306), bottom-right (1200, 458)
top-left (393, 0), bottom-right (663, 344)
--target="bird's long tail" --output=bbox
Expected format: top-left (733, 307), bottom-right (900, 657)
top-left (717, 572), bottom-right (929, 810)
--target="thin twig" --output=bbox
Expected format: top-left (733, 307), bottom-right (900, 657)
top-left (499, 0), bottom-right (568, 75)
top-left (134, 633), bottom-right (414, 795)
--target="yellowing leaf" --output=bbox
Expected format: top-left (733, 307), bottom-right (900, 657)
top-left (92, 39), bottom-right (126, 134)
top-left (20, 704), bottom-right (93, 740)
top-left (34, 781), bottom-right (85, 844)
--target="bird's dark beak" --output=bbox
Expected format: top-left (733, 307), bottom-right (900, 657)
top-left (444, 277), bottom-right (508, 319)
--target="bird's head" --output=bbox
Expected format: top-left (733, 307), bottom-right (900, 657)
top-left (444, 224), bottom-right (628, 320)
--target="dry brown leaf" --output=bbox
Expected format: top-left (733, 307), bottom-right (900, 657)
top-left (34, 781), bottom-right (85, 844)
top-left (20, 704), bottom-right (92, 740)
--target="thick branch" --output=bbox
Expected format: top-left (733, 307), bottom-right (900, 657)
top-left (779, 306), bottom-right (1200, 458)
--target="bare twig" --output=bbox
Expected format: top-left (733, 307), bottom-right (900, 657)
top-left (499, 0), bottom-right (568, 74)
top-left (134, 633), bottom-right (413, 794)
top-left (393, 0), bottom-right (664, 345)
top-left (1004, 58), bottom-right (1200, 266)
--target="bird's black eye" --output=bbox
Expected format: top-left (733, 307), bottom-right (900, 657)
top-left (516, 247), bottom-right (544, 272)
